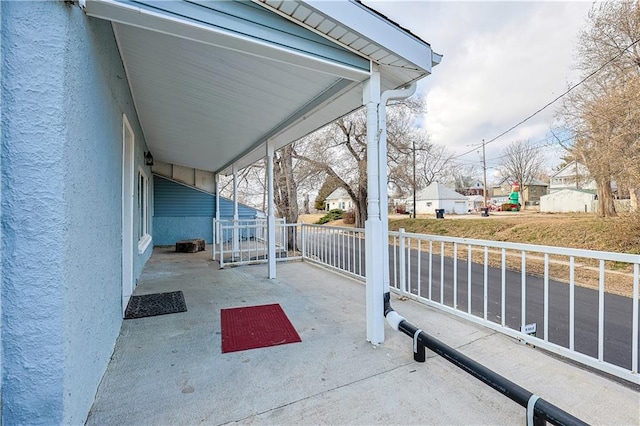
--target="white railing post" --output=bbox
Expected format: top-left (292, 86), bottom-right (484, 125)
top-left (484, 246), bottom-right (488, 321)
top-left (417, 240), bottom-right (422, 298)
top-left (399, 228), bottom-right (406, 293)
top-left (501, 248), bottom-right (506, 327)
top-left (219, 225), bottom-right (226, 268)
top-left (467, 245), bottom-right (472, 314)
top-left (440, 242), bottom-right (445, 304)
top-left (569, 256), bottom-right (575, 351)
top-left (632, 263), bottom-right (639, 374)
top-left (212, 219), bottom-right (217, 261)
top-left (301, 224), bottom-right (307, 259)
top-left (521, 251), bottom-right (526, 333)
top-left (544, 253), bottom-right (549, 342)
top-left (453, 242), bottom-right (458, 309)
top-left (598, 259), bottom-right (605, 362)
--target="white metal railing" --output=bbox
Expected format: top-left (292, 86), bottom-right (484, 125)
top-left (212, 218), bottom-right (301, 267)
top-left (388, 228), bottom-right (639, 385)
top-left (301, 224), bottom-right (366, 280)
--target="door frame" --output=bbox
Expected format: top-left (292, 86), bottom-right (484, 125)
top-left (122, 114), bottom-right (135, 315)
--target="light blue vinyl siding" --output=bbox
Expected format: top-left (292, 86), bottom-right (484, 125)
top-left (153, 176), bottom-right (262, 245)
top-left (154, 176), bottom-right (215, 217)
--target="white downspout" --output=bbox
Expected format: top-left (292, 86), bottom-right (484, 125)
top-left (378, 83), bottom-right (417, 297)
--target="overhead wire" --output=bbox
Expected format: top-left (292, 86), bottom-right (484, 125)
top-left (450, 35), bottom-right (640, 162)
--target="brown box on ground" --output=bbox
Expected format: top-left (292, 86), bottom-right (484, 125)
top-left (176, 239), bottom-right (205, 253)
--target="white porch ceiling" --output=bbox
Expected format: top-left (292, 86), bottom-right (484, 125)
top-left (83, 0), bottom-right (440, 175)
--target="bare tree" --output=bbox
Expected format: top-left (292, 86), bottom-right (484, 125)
top-left (273, 144), bottom-right (299, 223)
top-left (498, 140), bottom-right (546, 208)
top-left (560, 1), bottom-right (640, 215)
top-left (218, 165), bottom-right (265, 209)
top-left (294, 98), bottom-right (430, 227)
top-left (443, 163), bottom-right (481, 190)
top-left (417, 144), bottom-right (455, 187)
top-left (272, 144), bottom-right (300, 249)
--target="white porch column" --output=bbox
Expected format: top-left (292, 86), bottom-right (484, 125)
top-left (266, 140), bottom-right (276, 279)
top-left (214, 173), bottom-right (220, 244)
top-left (232, 163), bottom-right (239, 259)
top-left (363, 65), bottom-right (384, 344)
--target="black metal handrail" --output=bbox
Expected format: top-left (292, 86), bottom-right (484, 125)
top-left (384, 292), bottom-right (588, 426)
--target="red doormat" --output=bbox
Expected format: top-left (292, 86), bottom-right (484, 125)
top-left (221, 303), bottom-right (301, 353)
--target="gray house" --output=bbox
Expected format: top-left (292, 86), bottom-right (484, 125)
top-left (1, 1), bottom-right (440, 423)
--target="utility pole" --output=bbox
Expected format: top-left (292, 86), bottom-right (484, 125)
top-left (412, 138), bottom-right (417, 218)
top-left (482, 139), bottom-right (488, 208)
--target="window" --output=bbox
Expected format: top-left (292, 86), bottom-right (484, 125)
top-left (137, 167), bottom-right (151, 253)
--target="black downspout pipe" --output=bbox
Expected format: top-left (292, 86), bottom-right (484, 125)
top-left (383, 292), bottom-right (587, 426)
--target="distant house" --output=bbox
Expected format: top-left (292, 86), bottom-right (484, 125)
top-left (456, 181), bottom-right (485, 196)
top-left (550, 161), bottom-right (596, 193)
top-left (491, 177), bottom-right (549, 205)
top-left (408, 182), bottom-right (468, 215)
top-left (325, 187), bottom-right (353, 211)
top-left (540, 189), bottom-right (597, 213)
top-left (467, 195), bottom-right (485, 212)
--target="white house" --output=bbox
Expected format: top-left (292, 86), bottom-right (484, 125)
top-left (409, 182), bottom-right (468, 215)
top-left (467, 195), bottom-right (485, 212)
top-left (540, 189), bottom-right (597, 213)
top-left (550, 161), bottom-right (596, 193)
top-left (325, 187), bottom-right (354, 211)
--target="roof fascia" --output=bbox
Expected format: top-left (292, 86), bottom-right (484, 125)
top-left (300, 0), bottom-right (436, 72)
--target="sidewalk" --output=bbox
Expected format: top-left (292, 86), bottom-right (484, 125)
top-left (86, 247), bottom-right (639, 425)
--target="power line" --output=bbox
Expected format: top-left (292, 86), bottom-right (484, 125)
top-left (480, 35), bottom-right (640, 147)
top-left (450, 35), bottom-right (640, 161)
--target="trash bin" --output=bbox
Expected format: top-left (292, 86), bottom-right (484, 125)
top-left (435, 209), bottom-right (445, 219)
top-left (481, 207), bottom-right (489, 217)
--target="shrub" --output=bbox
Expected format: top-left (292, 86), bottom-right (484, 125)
top-left (501, 203), bottom-right (520, 212)
top-left (342, 210), bottom-right (356, 224)
top-left (316, 209), bottom-right (343, 224)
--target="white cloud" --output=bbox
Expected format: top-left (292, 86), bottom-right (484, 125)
top-left (363, 1), bottom-right (593, 174)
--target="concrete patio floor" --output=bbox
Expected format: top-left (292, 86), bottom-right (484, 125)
top-left (86, 247), bottom-right (639, 425)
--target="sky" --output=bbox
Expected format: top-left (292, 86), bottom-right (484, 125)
top-left (362, 0), bottom-right (594, 179)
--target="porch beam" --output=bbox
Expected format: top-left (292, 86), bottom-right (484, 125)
top-left (363, 64), bottom-right (384, 345)
top-left (266, 140), bottom-right (276, 279)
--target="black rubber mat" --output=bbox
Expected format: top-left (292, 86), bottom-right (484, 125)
top-left (124, 291), bottom-right (187, 319)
